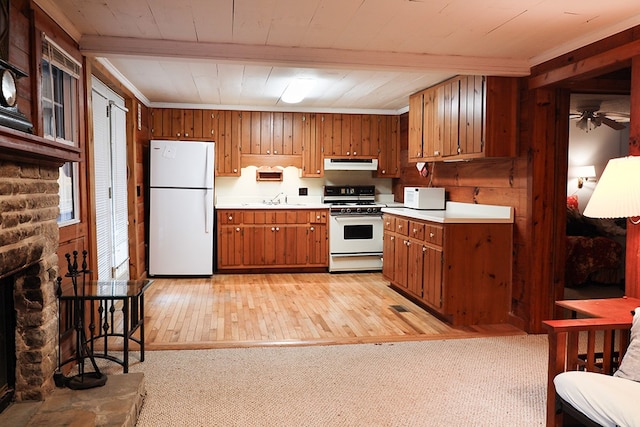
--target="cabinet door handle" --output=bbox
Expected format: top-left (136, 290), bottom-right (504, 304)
top-left (353, 151), bottom-right (357, 156)
top-left (316, 169), bottom-right (320, 174)
top-left (390, 236), bottom-right (394, 241)
top-left (271, 227), bottom-right (276, 231)
top-left (185, 132), bottom-right (189, 137)
top-left (346, 151), bottom-right (350, 156)
top-left (413, 228), bottom-right (417, 234)
top-left (398, 224), bottom-right (402, 229)
top-left (430, 232), bottom-right (435, 238)
top-left (228, 216), bottom-right (233, 221)
top-left (422, 246), bottom-right (427, 252)
top-left (274, 150), bottom-right (278, 154)
top-left (276, 227), bottom-right (280, 231)
top-left (267, 150), bottom-right (271, 154)
top-left (235, 227), bottom-right (240, 232)
top-left (310, 227), bottom-right (314, 231)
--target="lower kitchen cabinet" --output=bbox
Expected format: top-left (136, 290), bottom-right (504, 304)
top-left (216, 209), bottom-right (328, 271)
top-left (382, 213), bottom-right (512, 326)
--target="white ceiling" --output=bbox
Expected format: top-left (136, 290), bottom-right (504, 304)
top-left (35, 0), bottom-right (640, 113)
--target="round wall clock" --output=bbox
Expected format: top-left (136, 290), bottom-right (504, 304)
top-left (0, 67), bottom-right (16, 107)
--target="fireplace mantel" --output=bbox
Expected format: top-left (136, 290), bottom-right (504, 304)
top-left (0, 126), bottom-right (82, 167)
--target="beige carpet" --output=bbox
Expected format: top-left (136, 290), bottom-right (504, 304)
top-left (124, 335), bottom-right (548, 426)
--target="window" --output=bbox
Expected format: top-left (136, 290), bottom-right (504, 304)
top-left (41, 37), bottom-right (82, 226)
top-left (57, 161), bottom-right (78, 223)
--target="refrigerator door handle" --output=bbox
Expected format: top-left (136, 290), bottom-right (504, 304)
top-left (205, 143), bottom-right (214, 187)
top-left (205, 189), bottom-right (213, 234)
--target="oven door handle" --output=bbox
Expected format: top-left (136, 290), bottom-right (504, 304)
top-left (332, 215), bottom-right (382, 222)
top-left (331, 253), bottom-right (383, 257)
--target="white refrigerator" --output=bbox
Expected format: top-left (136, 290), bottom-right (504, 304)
top-left (149, 140), bottom-right (215, 276)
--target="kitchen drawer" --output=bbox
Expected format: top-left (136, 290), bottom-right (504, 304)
top-left (309, 210), bottom-right (327, 224)
top-left (218, 210), bottom-right (243, 225)
top-left (395, 218), bottom-right (409, 236)
top-left (383, 215), bottom-right (395, 232)
top-left (425, 224), bottom-right (443, 246)
top-left (409, 221), bottom-right (425, 240)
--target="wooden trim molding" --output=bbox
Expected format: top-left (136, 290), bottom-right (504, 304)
top-left (0, 126), bottom-right (82, 166)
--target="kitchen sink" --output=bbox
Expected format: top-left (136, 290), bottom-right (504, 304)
top-left (240, 202), bottom-right (305, 207)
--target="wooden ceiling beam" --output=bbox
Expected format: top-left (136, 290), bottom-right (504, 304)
top-left (529, 39), bottom-right (640, 89)
top-left (78, 35), bottom-right (531, 77)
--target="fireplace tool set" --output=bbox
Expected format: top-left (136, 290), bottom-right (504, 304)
top-left (54, 251), bottom-right (107, 390)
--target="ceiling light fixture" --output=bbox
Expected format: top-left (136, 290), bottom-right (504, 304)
top-left (281, 78), bottom-right (314, 104)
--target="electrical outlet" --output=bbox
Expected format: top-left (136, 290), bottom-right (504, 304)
top-left (298, 187), bottom-right (308, 196)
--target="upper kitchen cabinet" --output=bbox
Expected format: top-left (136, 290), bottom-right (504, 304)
top-left (408, 76), bottom-right (518, 162)
top-left (240, 111), bottom-right (303, 168)
top-left (301, 113), bottom-right (323, 178)
top-left (151, 108), bottom-right (210, 139)
top-left (374, 115), bottom-right (400, 178)
top-left (321, 113), bottom-right (377, 158)
top-left (213, 110), bottom-right (242, 177)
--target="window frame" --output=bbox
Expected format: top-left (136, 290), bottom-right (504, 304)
top-left (41, 36), bottom-right (82, 227)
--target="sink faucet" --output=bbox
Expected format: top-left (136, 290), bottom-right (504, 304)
top-left (268, 192), bottom-right (285, 205)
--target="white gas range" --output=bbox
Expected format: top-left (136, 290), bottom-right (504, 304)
top-left (323, 185), bottom-right (385, 272)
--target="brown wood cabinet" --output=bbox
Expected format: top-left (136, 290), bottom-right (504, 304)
top-left (240, 111), bottom-right (303, 168)
top-left (213, 110), bottom-right (242, 176)
top-left (216, 209), bottom-right (328, 271)
top-left (151, 108), bottom-right (215, 139)
top-left (374, 115), bottom-right (400, 178)
top-left (151, 108), bottom-right (401, 177)
top-left (301, 113), bottom-right (323, 177)
top-left (408, 75), bottom-right (518, 162)
top-left (321, 113), bottom-right (378, 158)
top-left (382, 213), bottom-right (512, 326)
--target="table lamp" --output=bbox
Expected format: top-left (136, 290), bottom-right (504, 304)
top-left (583, 156), bottom-right (640, 223)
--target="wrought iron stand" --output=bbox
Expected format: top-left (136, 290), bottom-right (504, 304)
top-left (54, 251), bottom-right (107, 390)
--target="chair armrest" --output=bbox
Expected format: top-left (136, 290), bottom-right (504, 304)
top-left (542, 318), bottom-right (632, 427)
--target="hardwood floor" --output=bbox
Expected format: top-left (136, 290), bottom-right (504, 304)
top-left (139, 272), bottom-right (525, 350)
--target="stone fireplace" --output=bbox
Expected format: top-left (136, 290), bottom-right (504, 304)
top-left (0, 158), bottom-right (60, 404)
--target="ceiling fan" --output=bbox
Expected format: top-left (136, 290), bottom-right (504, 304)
top-left (570, 102), bottom-right (629, 132)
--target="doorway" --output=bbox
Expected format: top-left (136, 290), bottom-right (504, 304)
top-left (563, 93), bottom-right (629, 299)
top-left (91, 77), bottom-right (130, 280)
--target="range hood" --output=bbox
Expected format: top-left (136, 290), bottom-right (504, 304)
top-left (324, 158), bottom-right (379, 171)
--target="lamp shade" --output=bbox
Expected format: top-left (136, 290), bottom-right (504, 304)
top-left (583, 156), bottom-right (640, 219)
top-left (574, 165), bottom-right (596, 178)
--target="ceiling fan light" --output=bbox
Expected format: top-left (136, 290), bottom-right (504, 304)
top-left (576, 117), bottom-right (589, 131)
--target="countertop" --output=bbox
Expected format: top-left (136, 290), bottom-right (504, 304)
top-left (381, 202), bottom-right (514, 224)
top-left (215, 202), bottom-right (328, 209)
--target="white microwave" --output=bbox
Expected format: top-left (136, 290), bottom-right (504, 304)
top-left (403, 187), bottom-right (445, 210)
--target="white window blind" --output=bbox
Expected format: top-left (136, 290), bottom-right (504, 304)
top-left (91, 88), bottom-right (113, 280)
top-left (110, 100), bottom-right (130, 278)
top-left (92, 77), bottom-right (129, 280)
